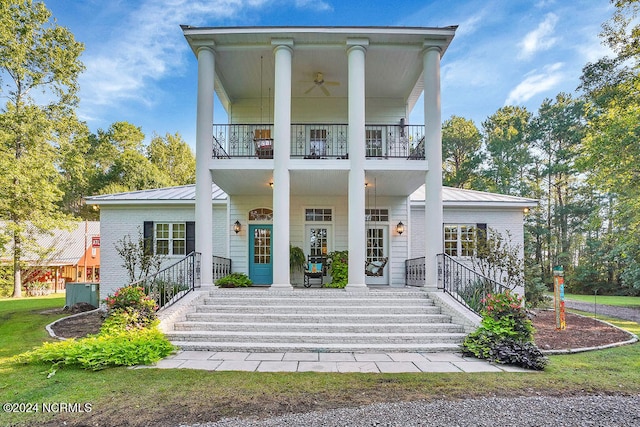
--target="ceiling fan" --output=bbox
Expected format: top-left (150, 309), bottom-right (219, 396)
top-left (303, 72), bottom-right (339, 96)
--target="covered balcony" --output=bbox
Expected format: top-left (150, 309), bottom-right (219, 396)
top-left (212, 123), bottom-right (425, 160)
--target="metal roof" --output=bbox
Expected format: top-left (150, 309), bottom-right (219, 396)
top-left (87, 183), bottom-right (536, 209)
top-left (0, 221), bottom-right (99, 266)
top-left (412, 186), bottom-right (538, 208)
top-left (86, 184), bottom-right (227, 205)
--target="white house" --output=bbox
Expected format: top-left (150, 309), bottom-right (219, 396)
top-left (88, 25), bottom-right (536, 305)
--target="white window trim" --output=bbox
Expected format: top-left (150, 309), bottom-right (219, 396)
top-left (444, 224), bottom-right (477, 258)
top-left (155, 222), bottom-right (186, 257)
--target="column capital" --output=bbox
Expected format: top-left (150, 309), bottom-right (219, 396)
top-left (193, 41), bottom-right (216, 55)
top-left (422, 44), bottom-right (442, 55)
top-left (272, 38), bottom-right (294, 54)
top-left (346, 38), bottom-right (369, 53)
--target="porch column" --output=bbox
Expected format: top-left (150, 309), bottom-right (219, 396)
top-left (195, 44), bottom-right (215, 287)
top-left (271, 40), bottom-right (293, 290)
top-left (423, 46), bottom-right (443, 289)
top-left (346, 39), bottom-right (368, 291)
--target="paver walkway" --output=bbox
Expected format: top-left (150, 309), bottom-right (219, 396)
top-left (137, 351), bottom-right (529, 373)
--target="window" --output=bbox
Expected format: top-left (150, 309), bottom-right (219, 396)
top-left (365, 208), bottom-right (389, 222)
top-left (309, 227), bottom-right (328, 256)
top-left (305, 208), bottom-right (332, 222)
top-left (155, 223), bottom-right (186, 256)
top-left (444, 224), bottom-right (479, 257)
top-left (249, 208), bottom-right (273, 221)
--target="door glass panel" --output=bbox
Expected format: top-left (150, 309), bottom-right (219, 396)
top-left (309, 227), bottom-right (328, 256)
top-left (253, 228), bottom-right (271, 264)
top-left (366, 228), bottom-right (384, 263)
top-left (366, 129), bottom-right (383, 157)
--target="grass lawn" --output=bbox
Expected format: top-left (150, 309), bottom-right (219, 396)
top-left (556, 293), bottom-right (640, 307)
top-left (1, 296), bottom-right (639, 427)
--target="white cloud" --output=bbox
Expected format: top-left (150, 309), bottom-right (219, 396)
top-left (295, 0), bottom-right (332, 12)
top-left (505, 62), bottom-right (564, 105)
top-left (518, 13), bottom-right (558, 60)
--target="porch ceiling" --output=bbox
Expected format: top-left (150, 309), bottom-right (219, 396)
top-left (210, 167), bottom-right (426, 197)
top-left (182, 26), bottom-right (457, 114)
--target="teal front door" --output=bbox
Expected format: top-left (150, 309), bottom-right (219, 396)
top-left (249, 225), bottom-right (273, 285)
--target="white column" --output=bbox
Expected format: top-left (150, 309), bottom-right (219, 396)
top-left (423, 46), bottom-right (443, 289)
top-left (346, 40), bottom-right (368, 291)
top-left (195, 45), bottom-right (215, 287)
top-left (271, 40), bottom-right (293, 290)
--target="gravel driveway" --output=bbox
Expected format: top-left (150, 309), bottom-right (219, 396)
top-left (186, 395), bottom-right (640, 427)
top-left (564, 299), bottom-right (640, 323)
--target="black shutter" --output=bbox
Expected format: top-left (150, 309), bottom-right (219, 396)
top-left (143, 221), bottom-right (154, 255)
top-left (186, 221), bottom-right (196, 254)
top-left (476, 223), bottom-right (487, 258)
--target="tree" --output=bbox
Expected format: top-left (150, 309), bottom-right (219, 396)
top-left (0, 0), bottom-right (84, 297)
top-left (529, 93), bottom-right (587, 280)
top-left (147, 132), bottom-right (196, 185)
top-left (88, 122), bottom-right (174, 195)
top-left (441, 116), bottom-right (483, 189)
top-left (482, 106), bottom-right (533, 196)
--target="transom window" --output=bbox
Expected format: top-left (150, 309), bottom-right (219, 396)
top-left (444, 224), bottom-right (476, 257)
top-left (249, 208), bottom-right (273, 221)
top-left (365, 208), bottom-right (389, 222)
top-left (155, 223), bottom-right (186, 256)
top-left (305, 208), bottom-right (332, 222)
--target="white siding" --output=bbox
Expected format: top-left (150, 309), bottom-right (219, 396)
top-left (99, 204), bottom-right (227, 299)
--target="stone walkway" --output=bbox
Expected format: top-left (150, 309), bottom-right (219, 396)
top-left (137, 351), bottom-right (530, 373)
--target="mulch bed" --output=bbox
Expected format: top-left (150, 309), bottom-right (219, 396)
top-left (49, 307), bottom-right (635, 352)
top-left (531, 310), bottom-right (633, 351)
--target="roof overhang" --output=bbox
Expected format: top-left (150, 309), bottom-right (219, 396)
top-left (181, 26), bottom-right (457, 117)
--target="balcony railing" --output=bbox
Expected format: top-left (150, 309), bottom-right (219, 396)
top-left (211, 124), bottom-right (426, 160)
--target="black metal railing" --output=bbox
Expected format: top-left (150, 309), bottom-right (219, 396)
top-left (365, 125), bottom-right (425, 158)
top-left (212, 124), bottom-right (274, 158)
top-left (291, 123), bottom-right (349, 158)
top-left (213, 255), bottom-right (232, 280)
top-left (131, 252), bottom-right (201, 310)
top-left (405, 257), bottom-right (426, 286)
top-left (210, 123), bottom-right (427, 160)
top-left (437, 253), bottom-right (511, 315)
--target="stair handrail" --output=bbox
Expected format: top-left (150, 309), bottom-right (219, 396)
top-left (129, 251), bottom-right (202, 310)
top-left (437, 253), bottom-right (512, 315)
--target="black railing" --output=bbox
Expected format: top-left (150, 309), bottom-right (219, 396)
top-left (291, 124), bottom-right (349, 158)
top-left (210, 123), bottom-right (427, 159)
top-left (132, 252), bottom-right (201, 310)
top-left (213, 255), bottom-right (232, 280)
top-left (365, 125), bottom-right (425, 158)
top-left (213, 124), bottom-right (274, 158)
top-left (405, 257), bottom-right (426, 286)
top-left (437, 253), bottom-right (511, 315)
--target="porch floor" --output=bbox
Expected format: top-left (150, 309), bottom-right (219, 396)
top-left (137, 350), bottom-right (529, 373)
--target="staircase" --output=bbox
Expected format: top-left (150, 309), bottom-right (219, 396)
top-left (164, 288), bottom-right (467, 353)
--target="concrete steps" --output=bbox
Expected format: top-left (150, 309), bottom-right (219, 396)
top-left (165, 288), bottom-right (467, 353)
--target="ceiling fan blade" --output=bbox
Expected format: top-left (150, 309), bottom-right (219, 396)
top-left (324, 81), bottom-right (340, 86)
top-left (304, 85), bottom-right (316, 94)
top-left (321, 85), bottom-right (330, 96)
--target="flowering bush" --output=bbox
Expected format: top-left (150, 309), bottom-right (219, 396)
top-left (325, 250), bottom-right (348, 288)
top-left (104, 286), bottom-right (158, 330)
top-left (462, 290), bottom-right (547, 370)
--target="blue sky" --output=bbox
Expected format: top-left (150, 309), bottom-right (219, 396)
top-left (46, 0), bottom-right (614, 148)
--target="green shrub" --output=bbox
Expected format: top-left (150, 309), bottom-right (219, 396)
top-left (325, 250), bottom-right (348, 288)
top-left (462, 291), bottom-right (547, 370)
top-left (17, 328), bottom-right (175, 371)
top-left (215, 272), bottom-right (252, 287)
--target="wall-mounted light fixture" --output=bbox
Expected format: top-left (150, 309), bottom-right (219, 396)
top-left (396, 221), bottom-right (405, 235)
top-left (269, 182), bottom-right (273, 189)
top-left (233, 220), bottom-right (242, 234)
top-left (523, 207), bottom-right (530, 214)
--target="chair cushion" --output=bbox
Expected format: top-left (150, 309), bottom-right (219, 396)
top-left (308, 262), bottom-right (323, 273)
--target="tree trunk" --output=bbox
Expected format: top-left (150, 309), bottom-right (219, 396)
top-left (12, 232), bottom-right (22, 298)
